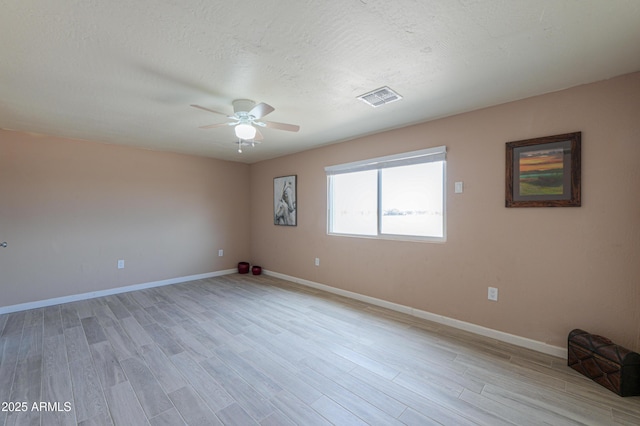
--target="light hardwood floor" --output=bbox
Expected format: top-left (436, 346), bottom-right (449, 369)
top-left (1, 274), bottom-right (639, 425)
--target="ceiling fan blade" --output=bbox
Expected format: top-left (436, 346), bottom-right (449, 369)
top-left (249, 102), bottom-right (275, 120)
top-left (190, 104), bottom-right (229, 116)
top-left (198, 122), bottom-right (233, 129)
top-left (254, 128), bottom-right (264, 141)
top-left (264, 121), bottom-right (300, 132)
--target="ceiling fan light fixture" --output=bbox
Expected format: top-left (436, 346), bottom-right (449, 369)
top-left (235, 123), bottom-right (256, 140)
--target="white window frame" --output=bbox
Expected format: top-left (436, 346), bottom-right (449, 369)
top-left (325, 146), bottom-right (447, 242)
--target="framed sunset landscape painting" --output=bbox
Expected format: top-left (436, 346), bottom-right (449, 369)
top-left (505, 132), bottom-right (581, 207)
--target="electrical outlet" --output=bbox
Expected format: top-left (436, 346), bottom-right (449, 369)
top-left (315, 257), bottom-right (320, 266)
top-left (488, 287), bottom-right (498, 301)
top-left (218, 249), bottom-right (224, 257)
top-left (117, 259), bottom-right (125, 269)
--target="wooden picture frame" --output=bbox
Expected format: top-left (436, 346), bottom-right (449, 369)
top-left (274, 175), bottom-right (297, 226)
top-left (505, 132), bottom-right (581, 207)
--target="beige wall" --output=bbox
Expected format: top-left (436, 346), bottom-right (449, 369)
top-left (2, 73), bottom-right (638, 352)
top-left (0, 131), bottom-right (250, 307)
top-left (250, 72), bottom-right (640, 351)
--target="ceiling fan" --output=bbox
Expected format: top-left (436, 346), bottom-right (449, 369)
top-left (191, 99), bottom-right (300, 152)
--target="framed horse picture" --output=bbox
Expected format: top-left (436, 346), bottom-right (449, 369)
top-left (274, 175), bottom-right (297, 226)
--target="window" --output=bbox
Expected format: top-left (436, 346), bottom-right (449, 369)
top-left (326, 146), bottom-right (446, 241)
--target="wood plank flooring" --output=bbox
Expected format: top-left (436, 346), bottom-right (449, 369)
top-left (1, 274), bottom-right (639, 425)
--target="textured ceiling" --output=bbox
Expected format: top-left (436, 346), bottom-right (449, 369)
top-left (1, 1), bottom-right (639, 163)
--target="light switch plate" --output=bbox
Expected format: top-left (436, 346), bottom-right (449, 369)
top-left (488, 287), bottom-right (498, 301)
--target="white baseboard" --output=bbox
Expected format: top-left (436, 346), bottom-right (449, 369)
top-left (264, 270), bottom-right (566, 358)
top-left (0, 269), bottom-right (236, 315)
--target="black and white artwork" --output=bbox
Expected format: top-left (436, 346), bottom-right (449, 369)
top-left (274, 175), bottom-right (297, 226)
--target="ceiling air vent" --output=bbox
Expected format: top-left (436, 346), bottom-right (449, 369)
top-left (357, 86), bottom-right (403, 107)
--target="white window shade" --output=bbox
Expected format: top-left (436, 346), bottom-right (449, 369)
top-left (325, 146), bottom-right (446, 175)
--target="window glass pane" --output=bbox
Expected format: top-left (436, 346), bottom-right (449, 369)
top-left (330, 170), bottom-right (377, 235)
top-left (380, 162), bottom-right (444, 237)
